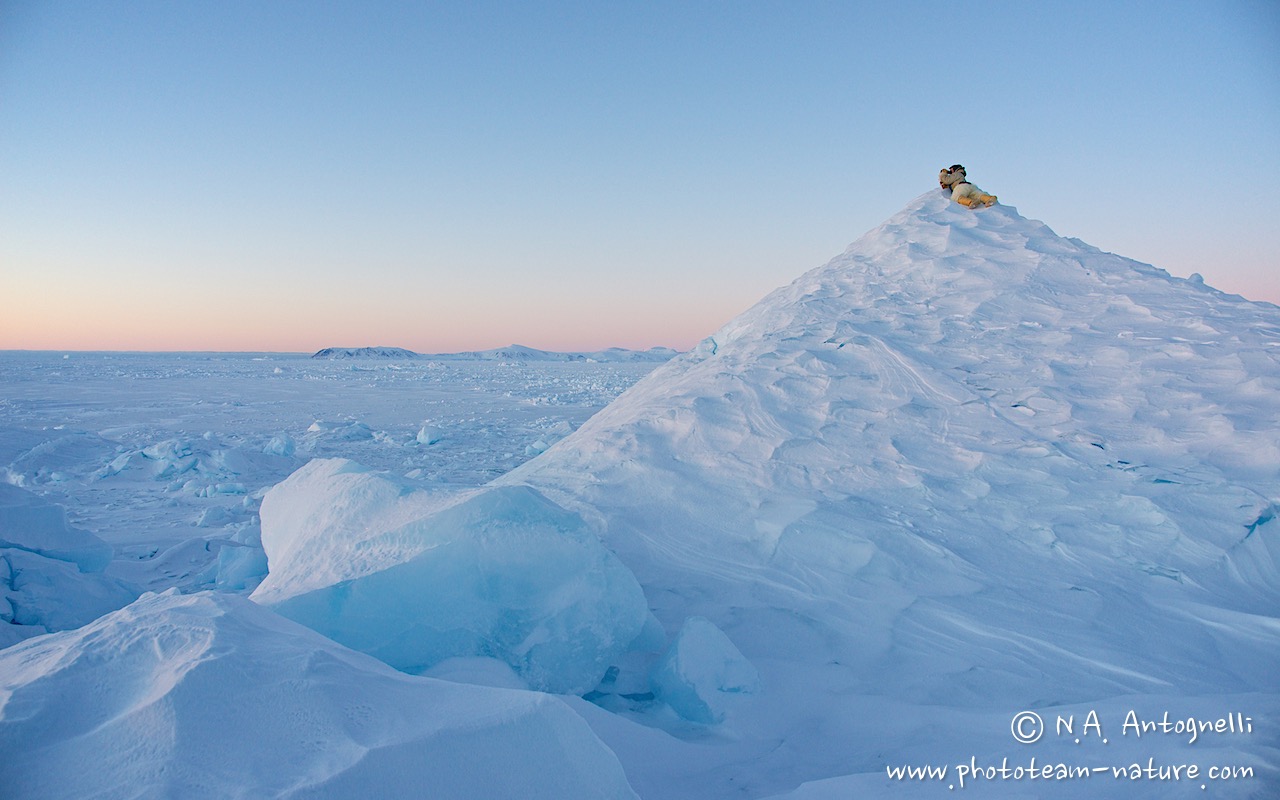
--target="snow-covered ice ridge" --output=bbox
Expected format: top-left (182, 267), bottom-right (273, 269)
top-left (313, 343), bottom-right (682, 362)
top-left (501, 192), bottom-right (1280, 797)
top-left (5, 192), bottom-right (1279, 798)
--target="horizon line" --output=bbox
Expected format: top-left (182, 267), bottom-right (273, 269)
top-left (0, 343), bottom-right (688, 356)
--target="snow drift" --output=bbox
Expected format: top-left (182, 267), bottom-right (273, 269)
top-left (0, 589), bottom-right (639, 799)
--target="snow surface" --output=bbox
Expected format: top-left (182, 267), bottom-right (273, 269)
top-left (3, 191), bottom-right (1279, 798)
top-left (0, 589), bottom-right (638, 799)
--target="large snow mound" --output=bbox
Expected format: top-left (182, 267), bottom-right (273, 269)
top-left (252, 458), bottom-right (651, 694)
top-left (0, 589), bottom-right (639, 799)
top-left (493, 192), bottom-right (1280, 794)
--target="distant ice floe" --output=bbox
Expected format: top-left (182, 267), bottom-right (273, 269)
top-left (311, 344), bottom-right (681, 363)
top-left (415, 423), bottom-right (444, 446)
top-left (91, 434), bottom-right (293, 496)
top-left (262, 433), bottom-right (295, 457)
top-left (305, 419), bottom-right (375, 442)
top-left (0, 426), bottom-right (119, 488)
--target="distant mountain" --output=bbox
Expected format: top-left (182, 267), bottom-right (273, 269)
top-left (312, 344), bottom-right (680, 363)
top-left (311, 347), bottom-right (420, 359)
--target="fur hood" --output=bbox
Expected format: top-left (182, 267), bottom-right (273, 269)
top-left (939, 165), bottom-right (967, 190)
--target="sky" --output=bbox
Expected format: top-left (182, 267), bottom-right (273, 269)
top-left (2, 1), bottom-right (1277, 353)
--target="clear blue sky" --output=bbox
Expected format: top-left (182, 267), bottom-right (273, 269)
top-left (2, 1), bottom-right (1277, 352)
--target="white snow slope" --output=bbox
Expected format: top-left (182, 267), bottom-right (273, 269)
top-left (505, 191), bottom-right (1278, 797)
top-left (4, 191), bottom-right (1279, 798)
top-left (0, 590), bottom-right (638, 799)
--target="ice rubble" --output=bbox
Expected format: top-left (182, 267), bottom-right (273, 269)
top-left (91, 432), bottom-right (294, 497)
top-left (415, 423), bottom-right (444, 445)
top-left (0, 483), bottom-right (137, 647)
top-left (311, 344), bottom-right (681, 362)
top-left (0, 590), bottom-right (638, 799)
top-left (252, 458), bottom-right (652, 694)
top-left (2, 356), bottom-right (655, 602)
top-left (650, 615), bottom-right (759, 724)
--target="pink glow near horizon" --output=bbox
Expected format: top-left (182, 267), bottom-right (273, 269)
top-left (0, 291), bottom-right (722, 354)
top-left (4, 229), bottom-right (1278, 354)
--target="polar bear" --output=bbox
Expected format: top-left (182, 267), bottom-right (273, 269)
top-left (938, 164), bottom-right (997, 208)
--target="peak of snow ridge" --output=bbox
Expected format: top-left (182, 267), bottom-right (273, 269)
top-left (497, 192), bottom-right (1280, 796)
top-left (522, 190), bottom-right (1280, 501)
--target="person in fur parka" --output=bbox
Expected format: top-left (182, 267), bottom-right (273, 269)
top-left (939, 164), bottom-right (997, 208)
